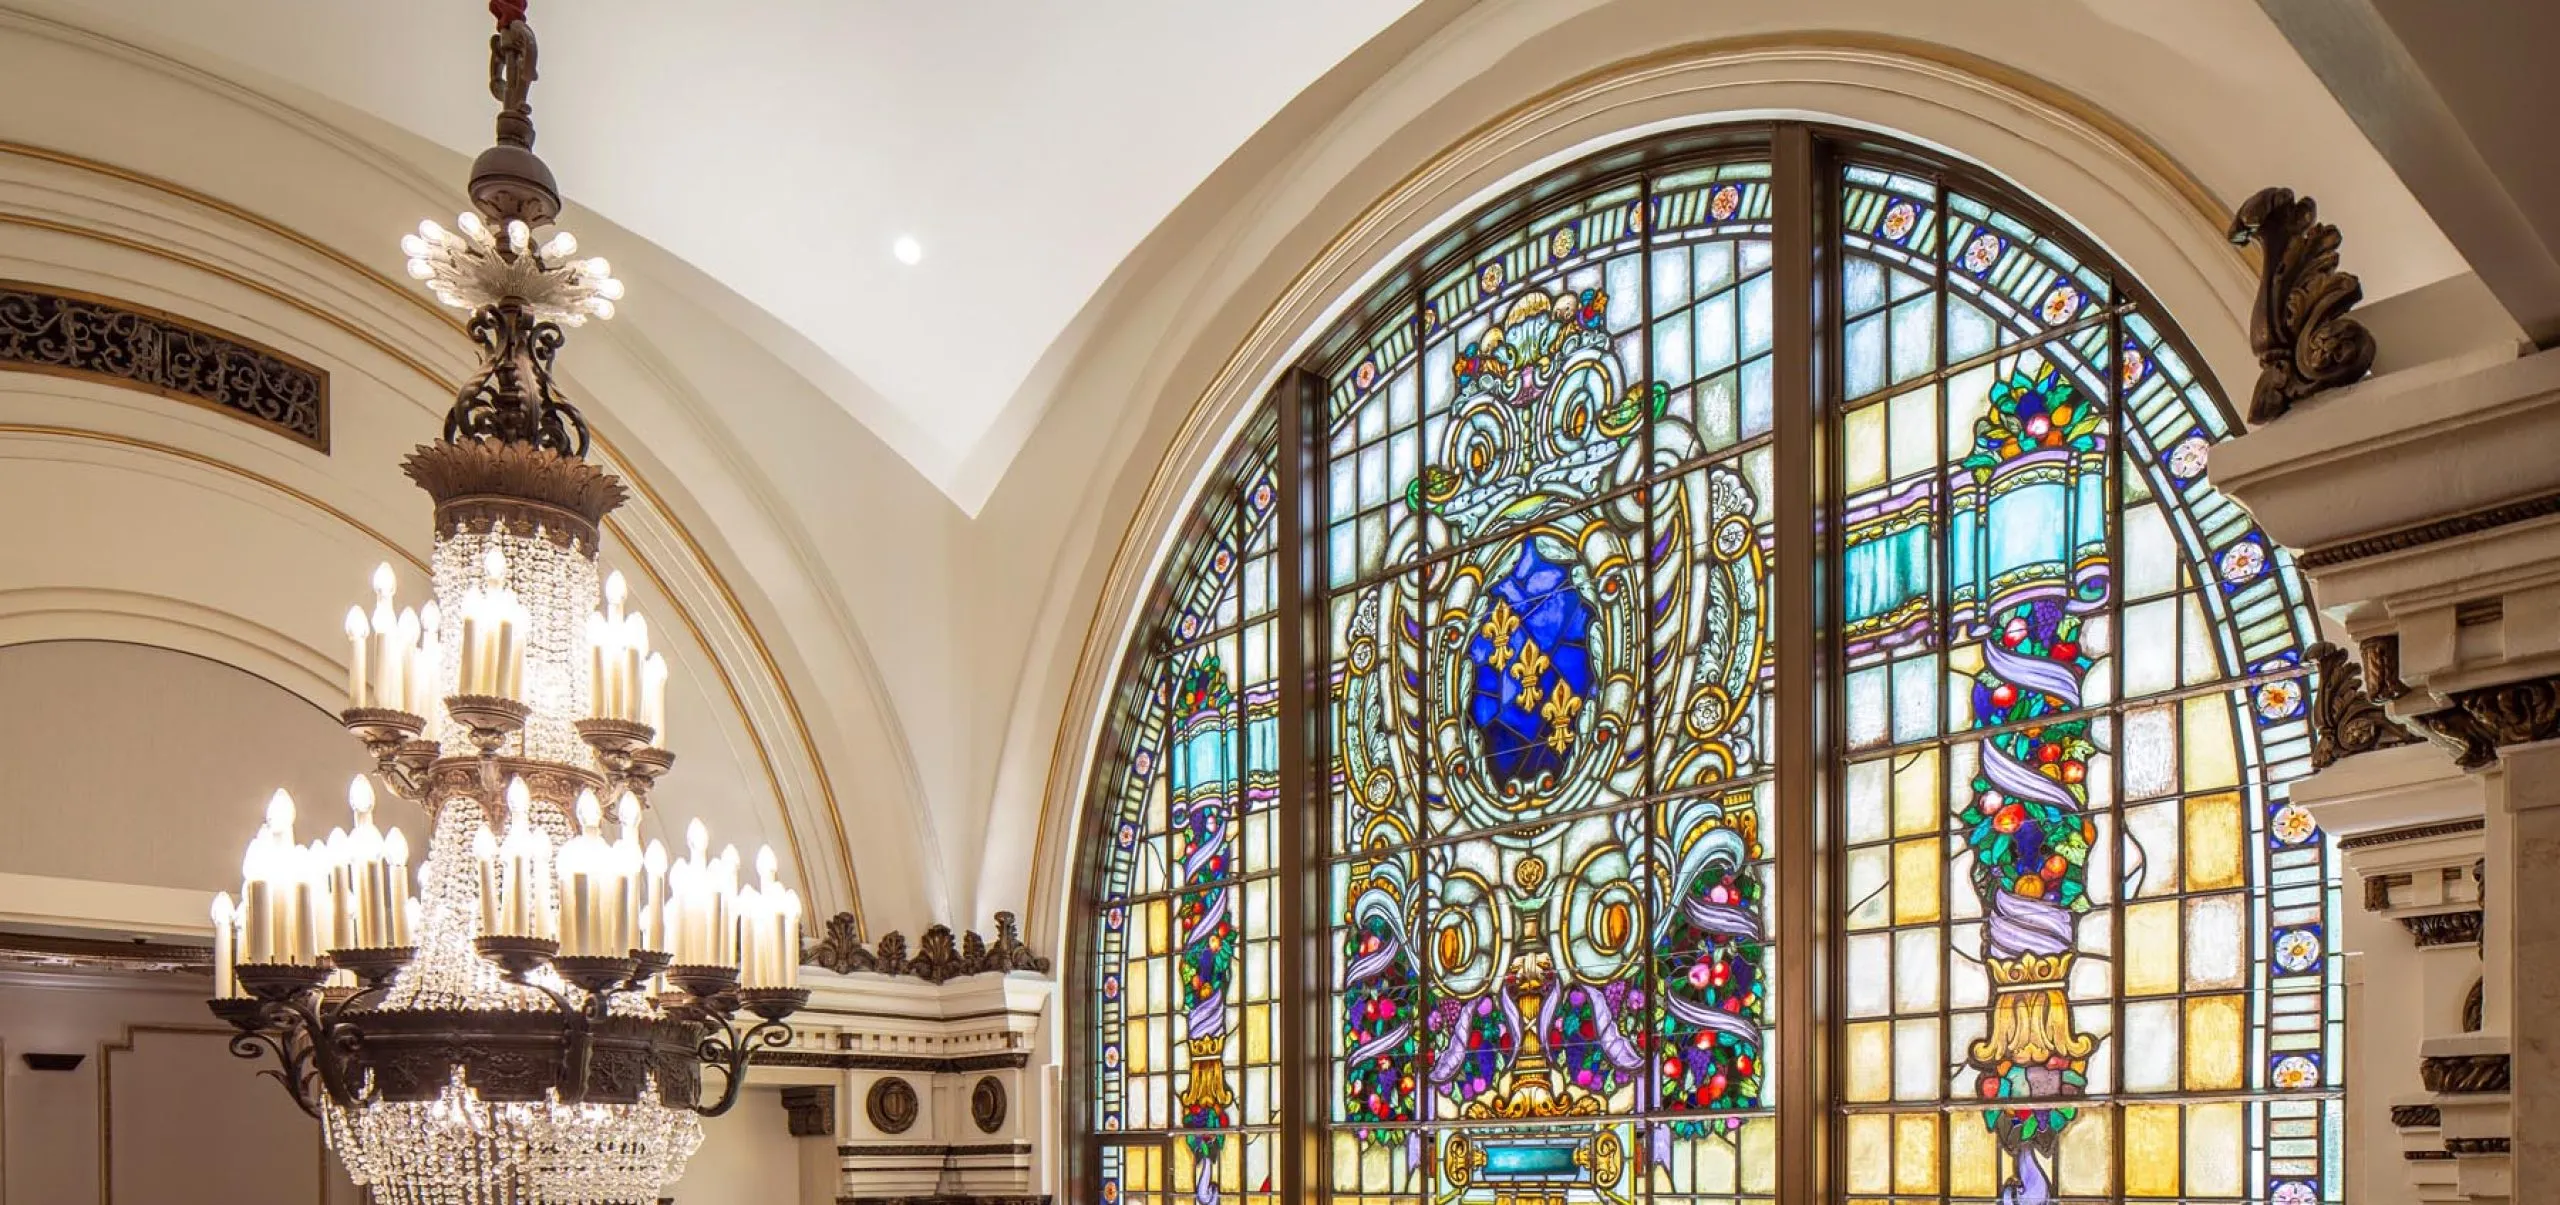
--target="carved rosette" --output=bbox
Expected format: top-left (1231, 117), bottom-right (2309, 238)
top-left (2227, 187), bottom-right (2378, 424)
top-left (970, 1075), bottom-right (1007, 1134)
top-left (865, 1077), bottom-right (918, 1134)
top-left (2308, 643), bottom-right (2421, 769)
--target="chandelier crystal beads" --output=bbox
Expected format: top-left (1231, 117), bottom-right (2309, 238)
top-left (207, 7), bottom-right (804, 1202)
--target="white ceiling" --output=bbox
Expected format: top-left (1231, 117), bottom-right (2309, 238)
top-left (63, 0), bottom-right (1424, 510)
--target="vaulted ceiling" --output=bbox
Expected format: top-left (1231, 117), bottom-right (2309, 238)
top-left (56, 0), bottom-right (1427, 511)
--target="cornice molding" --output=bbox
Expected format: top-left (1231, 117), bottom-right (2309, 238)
top-left (2298, 488), bottom-right (2560, 569)
top-left (2337, 816), bottom-right (2485, 851)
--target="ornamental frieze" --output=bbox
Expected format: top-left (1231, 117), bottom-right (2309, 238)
top-left (0, 281), bottom-right (328, 450)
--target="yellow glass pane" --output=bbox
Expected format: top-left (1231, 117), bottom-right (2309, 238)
top-left (2184, 993), bottom-right (2247, 1090)
top-left (1145, 899), bottom-right (1171, 955)
top-left (1892, 838), bottom-right (1942, 925)
top-left (1124, 959), bottom-right (1150, 1012)
top-left (2181, 695), bottom-right (2239, 791)
top-left (1688, 1123), bottom-right (1740, 1192)
top-left (2183, 791), bottom-right (2244, 891)
top-left (1948, 1113), bottom-right (1999, 1197)
top-left (1893, 1113), bottom-right (1941, 1194)
top-left (2124, 1103), bottom-right (2181, 1197)
top-left (1893, 748), bottom-right (1941, 836)
top-left (1245, 1001), bottom-right (1270, 1062)
top-left (1128, 1016), bottom-right (1151, 1074)
top-left (1131, 1143), bottom-right (1162, 1189)
top-left (2124, 900), bottom-right (2182, 995)
top-left (1845, 1022), bottom-right (1892, 1101)
top-left (1739, 1116), bottom-right (1777, 1195)
top-left (2188, 1101), bottom-right (2246, 1197)
top-left (2059, 1105), bottom-right (2114, 1196)
top-left (1847, 401), bottom-right (1888, 493)
top-left (1846, 1113), bottom-right (1892, 1194)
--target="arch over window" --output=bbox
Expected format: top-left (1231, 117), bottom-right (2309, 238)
top-left (1071, 126), bottom-right (2335, 1205)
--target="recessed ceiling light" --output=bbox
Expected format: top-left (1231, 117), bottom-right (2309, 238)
top-left (892, 236), bottom-right (923, 265)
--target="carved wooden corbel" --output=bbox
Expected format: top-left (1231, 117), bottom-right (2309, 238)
top-left (2308, 642), bottom-right (2420, 768)
top-left (2228, 187), bottom-right (2378, 424)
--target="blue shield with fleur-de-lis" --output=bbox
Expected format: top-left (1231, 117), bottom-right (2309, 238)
top-left (1467, 541), bottom-right (1596, 788)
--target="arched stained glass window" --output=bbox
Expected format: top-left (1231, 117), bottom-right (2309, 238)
top-left (1073, 128), bottom-right (2338, 1205)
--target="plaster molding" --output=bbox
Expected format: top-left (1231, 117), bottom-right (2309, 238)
top-left (0, 585), bottom-right (340, 710)
top-left (1020, 35), bottom-right (2284, 950)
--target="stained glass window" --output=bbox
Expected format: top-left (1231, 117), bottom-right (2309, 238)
top-left (1077, 132), bottom-right (2338, 1205)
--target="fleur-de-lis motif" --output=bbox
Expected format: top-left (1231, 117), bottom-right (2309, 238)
top-left (1540, 680), bottom-right (1583, 753)
top-left (1480, 602), bottom-right (1520, 670)
top-left (1513, 638), bottom-right (1550, 711)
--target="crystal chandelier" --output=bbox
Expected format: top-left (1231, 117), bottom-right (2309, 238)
top-left (204, 6), bottom-right (806, 1202)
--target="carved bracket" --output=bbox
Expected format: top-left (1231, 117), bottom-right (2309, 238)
top-left (2397, 909), bottom-right (2484, 948)
top-left (781, 1085), bottom-right (836, 1138)
top-left (2414, 674), bottom-right (2560, 770)
top-left (2308, 642), bottom-right (2421, 768)
top-left (2227, 187), bottom-right (2377, 424)
top-left (802, 911), bottom-right (1053, 982)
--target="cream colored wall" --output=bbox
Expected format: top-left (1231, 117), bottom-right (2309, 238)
top-left (0, 974), bottom-right (357, 1205)
top-left (663, 1087), bottom-right (822, 1205)
top-left (0, 642), bottom-right (366, 892)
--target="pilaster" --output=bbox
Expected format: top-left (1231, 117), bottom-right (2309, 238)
top-left (2209, 215), bottom-right (2555, 1202)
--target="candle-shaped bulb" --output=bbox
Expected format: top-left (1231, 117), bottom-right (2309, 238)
top-left (345, 606), bottom-right (368, 641)
top-left (616, 792), bottom-right (639, 834)
top-left (575, 790), bottom-right (603, 833)
top-left (384, 826), bottom-right (409, 867)
top-left (473, 825), bottom-right (497, 862)
top-left (348, 775), bottom-right (375, 823)
top-left (420, 600), bottom-right (440, 638)
top-left (644, 838), bottom-right (668, 877)
top-left (212, 891), bottom-right (233, 926)
top-left (686, 818), bottom-right (709, 861)
top-left (505, 776), bottom-right (532, 819)
top-left (718, 844), bottom-right (739, 874)
top-left (604, 570), bottom-right (628, 616)
top-left (481, 546), bottom-right (507, 587)
top-left (265, 788), bottom-right (296, 835)
top-left (625, 612), bottom-right (649, 655)
top-left (755, 844), bottom-right (779, 888)
top-left (371, 562), bottom-right (396, 601)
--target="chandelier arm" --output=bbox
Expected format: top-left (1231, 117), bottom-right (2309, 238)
top-left (689, 1016), bottom-right (793, 1118)
top-left (226, 1024), bottom-right (322, 1119)
top-left (281, 993), bottom-right (377, 1110)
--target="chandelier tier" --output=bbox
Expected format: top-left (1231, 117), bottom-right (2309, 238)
top-left (205, 6), bottom-right (806, 1203)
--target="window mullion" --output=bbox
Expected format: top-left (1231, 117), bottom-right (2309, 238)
top-left (1275, 366), bottom-right (1328, 1202)
top-left (1770, 122), bottom-right (1837, 1205)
